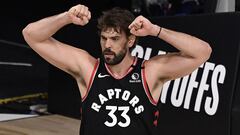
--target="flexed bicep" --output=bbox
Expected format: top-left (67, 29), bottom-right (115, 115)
top-left (146, 52), bottom-right (204, 82)
top-left (29, 38), bottom-right (96, 77)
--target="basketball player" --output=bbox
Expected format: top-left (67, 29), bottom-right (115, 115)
top-left (22, 4), bottom-right (212, 135)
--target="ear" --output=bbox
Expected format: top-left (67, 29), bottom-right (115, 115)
top-left (127, 35), bottom-right (136, 48)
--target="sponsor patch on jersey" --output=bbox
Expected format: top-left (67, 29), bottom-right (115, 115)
top-left (129, 73), bottom-right (141, 83)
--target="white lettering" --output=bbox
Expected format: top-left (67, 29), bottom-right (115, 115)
top-left (115, 88), bottom-right (121, 99)
top-left (99, 94), bottom-right (108, 105)
top-left (205, 64), bottom-right (226, 115)
top-left (158, 50), bottom-right (167, 55)
top-left (131, 45), bottom-right (144, 59)
top-left (135, 105), bottom-right (144, 114)
top-left (161, 80), bottom-right (171, 103)
top-left (195, 62), bottom-right (215, 112)
top-left (132, 44), bottom-right (227, 116)
top-left (107, 89), bottom-right (114, 99)
top-left (184, 68), bottom-right (199, 109)
top-left (144, 48), bottom-right (152, 60)
top-left (122, 91), bottom-right (131, 101)
top-left (171, 76), bottom-right (189, 107)
top-left (91, 102), bottom-right (101, 112)
top-left (92, 88), bottom-right (144, 115)
top-left (129, 96), bottom-right (139, 107)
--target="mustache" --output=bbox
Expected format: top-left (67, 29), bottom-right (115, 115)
top-left (103, 48), bottom-right (115, 55)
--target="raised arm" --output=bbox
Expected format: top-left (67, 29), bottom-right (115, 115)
top-left (22, 4), bottom-right (96, 78)
top-left (22, 4), bottom-right (97, 97)
top-left (129, 15), bottom-right (212, 83)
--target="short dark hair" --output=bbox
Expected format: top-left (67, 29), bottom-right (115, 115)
top-left (97, 7), bottom-right (138, 50)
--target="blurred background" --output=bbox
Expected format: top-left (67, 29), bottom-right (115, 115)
top-left (0, 0), bottom-right (238, 119)
top-left (0, 0), bottom-right (240, 135)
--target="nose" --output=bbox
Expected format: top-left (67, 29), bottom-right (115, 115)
top-left (105, 39), bottom-right (112, 48)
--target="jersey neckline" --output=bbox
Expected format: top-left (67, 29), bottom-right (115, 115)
top-left (104, 57), bottom-right (137, 80)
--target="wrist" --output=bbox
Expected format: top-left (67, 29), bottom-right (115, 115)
top-left (60, 12), bottom-right (73, 25)
top-left (151, 25), bottom-right (161, 37)
top-left (156, 26), bottom-right (162, 37)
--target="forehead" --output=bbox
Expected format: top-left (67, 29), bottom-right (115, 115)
top-left (101, 27), bottom-right (125, 37)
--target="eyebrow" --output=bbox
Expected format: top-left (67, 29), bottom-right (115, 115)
top-left (100, 34), bottom-right (121, 38)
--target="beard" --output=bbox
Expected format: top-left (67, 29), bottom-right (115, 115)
top-left (102, 48), bottom-right (127, 65)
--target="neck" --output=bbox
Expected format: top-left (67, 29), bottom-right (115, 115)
top-left (106, 53), bottom-right (134, 78)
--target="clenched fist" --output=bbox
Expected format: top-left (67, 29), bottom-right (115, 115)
top-left (67, 4), bottom-right (91, 26)
top-left (128, 15), bottom-right (160, 37)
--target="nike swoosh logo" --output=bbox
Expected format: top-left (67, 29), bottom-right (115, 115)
top-left (98, 73), bottom-right (110, 78)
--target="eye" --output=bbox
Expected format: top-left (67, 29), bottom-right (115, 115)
top-left (112, 37), bottom-right (119, 41)
top-left (101, 36), bottom-right (107, 41)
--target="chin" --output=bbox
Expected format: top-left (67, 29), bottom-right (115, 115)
top-left (105, 59), bottom-right (116, 65)
top-left (104, 58), bottom-right (120, 65)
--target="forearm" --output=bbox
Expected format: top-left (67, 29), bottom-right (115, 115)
top-left (156, 26), bottom-right (212, 60)
top-left (22, 12), bottom-right (71, 43)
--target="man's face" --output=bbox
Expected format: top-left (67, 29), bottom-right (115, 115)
top-left (100, 28), bottom-right (129, 65)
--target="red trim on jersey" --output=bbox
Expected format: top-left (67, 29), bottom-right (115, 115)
top-left (82, 59), bottom-right (100, 101)
top-left (80, 107), bottom-right (83, 120)
top-left (104, 57), bottom-right (137, 80)
top-left (141, 60), bottom-right (158, 106)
